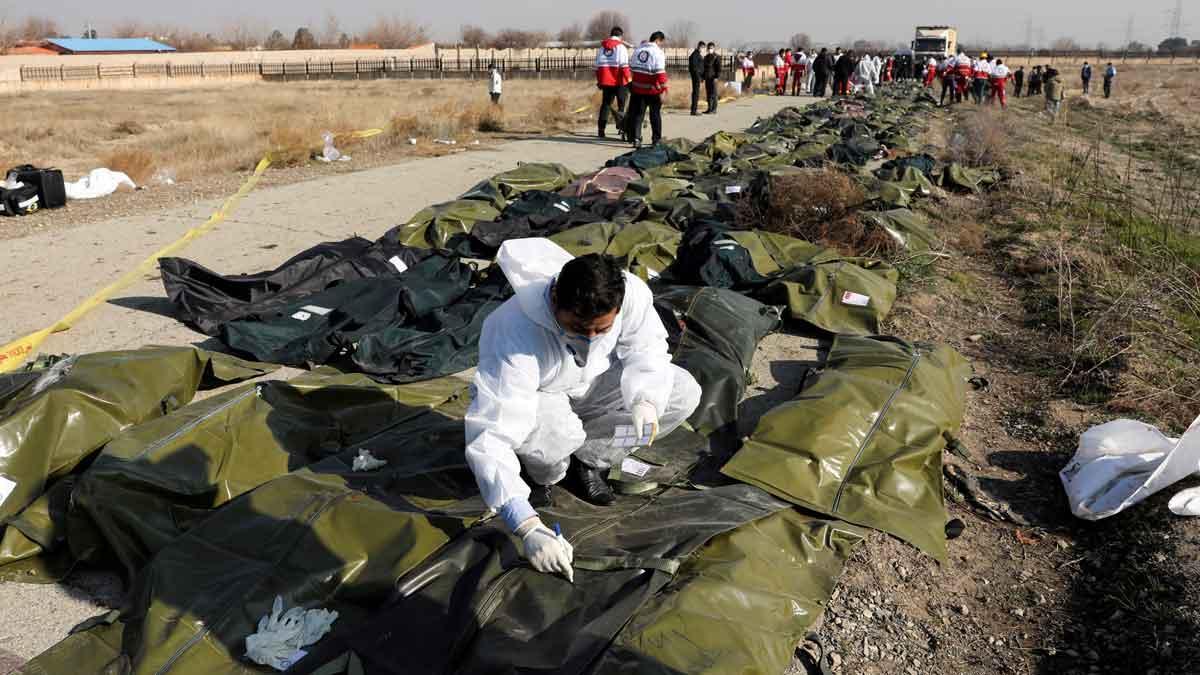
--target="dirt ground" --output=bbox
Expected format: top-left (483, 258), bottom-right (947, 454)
top-left (3, 72), bottom-right (1200, 674)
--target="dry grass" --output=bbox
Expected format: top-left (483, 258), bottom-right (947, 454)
top-left (0, 79), bottom-right (595, 183)
top-left (945, 108), bottom-right (1013, 169)
top-left (738, 169), bottom-right (891, 256)
top-left (100, 149), bottom-right (155, 185)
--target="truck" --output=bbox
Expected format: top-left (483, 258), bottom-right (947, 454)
top-left (912, 26), bottom-right (958, 68)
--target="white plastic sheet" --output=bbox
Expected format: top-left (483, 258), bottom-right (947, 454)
top-left (64, 169), bottom-right (136, 200)
top-left (1060, 416), bottom-right (1200, 520)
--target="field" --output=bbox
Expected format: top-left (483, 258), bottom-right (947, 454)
top-left (0, 78), bottom-right (599, 186)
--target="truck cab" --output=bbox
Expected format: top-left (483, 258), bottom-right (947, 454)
top-left (912, 25), bottom-right (958, 68)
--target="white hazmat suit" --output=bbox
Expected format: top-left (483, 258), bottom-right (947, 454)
top-left (464, 238), bottom-right (701, 534)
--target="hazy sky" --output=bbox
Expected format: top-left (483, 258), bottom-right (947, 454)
top-left (20, 1), bottom-right (1184, 47)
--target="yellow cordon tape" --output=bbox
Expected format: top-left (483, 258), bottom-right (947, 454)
top-left (0, 126), bottom-right (389, 374)
top-left (0, 156), bottom-right (273, 373)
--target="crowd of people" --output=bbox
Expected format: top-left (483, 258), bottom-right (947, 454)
top-left (585, 29), bottom-right (1123, 147)
top-left (924, 50), bottom-right (1118, 117)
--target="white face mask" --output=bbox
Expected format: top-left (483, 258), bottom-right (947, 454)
top-left (558, 328), bottom-right (602, 367)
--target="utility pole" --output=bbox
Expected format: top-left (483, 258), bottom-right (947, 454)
top-left (1169, 0), bottom-right (1183, 38)
top-left (1124, 14), bottom-right (1135, 48)
top-left (1024, 14), bottom-right (1034, 50)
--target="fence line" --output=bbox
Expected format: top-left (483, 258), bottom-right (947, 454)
top-left (19, 55), bottom-right (742, 83)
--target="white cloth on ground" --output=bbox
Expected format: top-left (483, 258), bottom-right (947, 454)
top-left (64, 168), bottom-right (136, 200)
top-left (1061, 416), bottom-right (1200, 520)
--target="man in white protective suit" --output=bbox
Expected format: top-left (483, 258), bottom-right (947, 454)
top-left (464, 237), bottom-right (702, 578)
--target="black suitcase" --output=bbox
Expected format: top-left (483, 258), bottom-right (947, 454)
top-left (6, 165), bottom-right (66, 209)
top-left (0, 184), bottom-right (41, 216)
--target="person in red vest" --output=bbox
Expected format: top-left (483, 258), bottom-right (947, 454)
top-left (954, 50), bottom-right (973, 101)
top-left (773, 48), bottom-right (790, 95)
top-left (595, 26), bottom-right (632, 140)
top-left (790, 48), bottom-right (808, 96)
top-left (923, 56), bottom-right (938, 87)
top-left (989, 59), bottom-right (1014, 108)
top-left (626, 31), bottom-right (669, 147)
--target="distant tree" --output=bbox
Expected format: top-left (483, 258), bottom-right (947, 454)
top-left (852, 39), bottom-right (886, 54)
top-left (1126, 40), bottom-right (1149, 52)
top-left (460, 24), bottom-right (490, 47)
top-left (585, 11), bottom-right (630, 41)
top-left (320, 11), bottom-right (341, 48)
top-left (338, 33), bottom-right (351, 49)
top-left (492, 28), bottom-right (549, 49)
top-left (665, 20), bottom-right (696, 48)
top-left (557, 22), bottom-right (583, 46)
top-left (112, 20), bottom-right (147, 38)
top-left (265, 29), bottom-right (288, 50)
top-left (1193, 39), bottom-right (1200, 47)
top-left (789, 32), bottom-right (813, 50)
top-left (224, 22), bottom-right (261, 50)
top-left (1050, 37), bottom-right (1080, 51)
top-left (1158, 37), bottom-right (1189, 53)
top-left (292, 27), bottom-right (317, 50)
top-left (18, 16), bottom-right (59, 40)
top-left (363, 16), bottom-right (429, 49)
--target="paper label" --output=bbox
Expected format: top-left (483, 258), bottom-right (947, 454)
top-left (291, 311), bottom-right (313, 321)
top-left (725, 185), bottom-right (743, 194)
top-left (300, 305), bottom-right (332, 316)
top-left (388, 255), bottom-right (410, 273)
top-left (279, 650), bottom-right (308, 670)
top-left (612, 424), bottom-right (656, 448)
top-left (841, 291), bottom-right (871, 307)
top-left (0, 475), bottom-right (16, 509)
top-left (620, 457), bottom-right (653, 478)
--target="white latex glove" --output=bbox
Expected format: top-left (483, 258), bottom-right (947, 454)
top-left (631, 400), bottom-right (659, 446)
top-left (515, 518), bottom-right (574, 582)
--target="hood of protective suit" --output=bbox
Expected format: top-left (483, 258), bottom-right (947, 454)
top-left (496, 238), bottom-right (574, 333)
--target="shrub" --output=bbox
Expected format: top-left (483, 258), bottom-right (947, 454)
top-left (738, 169), bottom-right (891, 256)
top-left (946, 109), bottom-right (1012, 169)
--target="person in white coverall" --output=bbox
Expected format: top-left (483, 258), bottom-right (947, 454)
top-left (464, 238), bottom-right (702, 579)
top-left (854, 55), bottom-right (877, 96)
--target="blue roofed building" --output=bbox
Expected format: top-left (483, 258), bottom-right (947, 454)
top-left (42, 38), bottom-right (177, 55)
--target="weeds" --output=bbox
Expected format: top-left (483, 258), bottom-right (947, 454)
top-left (100, 149), bottom-right (155, 185)
top-left (945, 108), bottom-right (1013, 169)
top-left (738, 169), bottom-right (894, 256)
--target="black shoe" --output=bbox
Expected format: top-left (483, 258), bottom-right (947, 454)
top-left (598, 131), bottom-right (607, 139)
top-left (568, 458), bottom-right (615, 506)
top-left (690, 111), bottom-right (701, 116)
top-left (519, 469), bottom-right (554, 508)
top-left (529, 482), bottom-right (553, 508)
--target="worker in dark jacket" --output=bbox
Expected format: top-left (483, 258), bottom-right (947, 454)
top-left (1013, 66), bottom-right (1025, 97)
top-left (689, 42), bottom-right (705, 116)
top-left (812, 47), bottom-right (831, 97)
top-left (833, 50), bottom-right (856, 96)
top-left (702, 42), bottom-right (721, 114)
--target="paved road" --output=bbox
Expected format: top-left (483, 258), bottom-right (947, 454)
top-left (0, 93), bottom-right (812, 667)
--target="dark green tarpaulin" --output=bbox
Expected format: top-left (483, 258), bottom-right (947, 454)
top-left (389, 200), bottom-right (502, 250)
top-left (722, 336), bottom-right (970, 561)
top-left (70, 372), bottom-right (471, 579)
top-left (595, 509), bottom-right (866, 675)
top-left (654, 286), bottom-right (780, 435)
top-left (0, 348), bottom-right (275, 579)
top-left (940, 163), bottom-right (1000, 193)
top-left (759, 258), bottom-right (900, 336)
top-left (860, 208), bottom-right (940, 252)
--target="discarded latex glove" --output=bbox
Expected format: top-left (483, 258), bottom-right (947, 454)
top-left (515, 517), bottom-right (573, 582)
top-left (631, 400), bottom-right (659, 446)
top-left (1169, 487), bottom-right (1200, 516)
top-left (351, 449), bottom-right (387, 472)
top-left (245, 595), bottom-right (338, 671)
